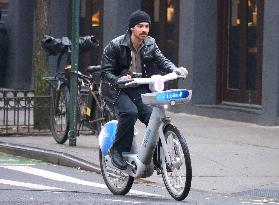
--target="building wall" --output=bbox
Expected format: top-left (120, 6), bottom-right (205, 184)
top-left (177, 0), bottom-right (218, 102)
top-left (178, 0), bottom-right (194, 90)
top-left (260, 0), bottom-right (279, 125)
top-left (103, 0), bottom-right (140, 49)
top-left (6, 0), bottom-right (34, 89)
top-left (191, 0), bottom-right (217, 105)
top-left (48, 0), bottom-right (70, 75)
top-left (0, 19), bottom-right (8, 87)
top-left (175, 0), bottom-right (279, 126)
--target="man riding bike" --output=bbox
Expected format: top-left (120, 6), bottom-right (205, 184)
top-left (100, 10), bottom-right (188, 170)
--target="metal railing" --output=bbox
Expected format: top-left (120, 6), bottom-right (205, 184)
top-left (0, 89), bottom-right (51, 135)
top-left (0, 89), bottom-right (95, 136)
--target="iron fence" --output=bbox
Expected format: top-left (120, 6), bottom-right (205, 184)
top-left (0, 89), bottom-right (51, 135)
top-left (0, 89), bottom-right (94, 136)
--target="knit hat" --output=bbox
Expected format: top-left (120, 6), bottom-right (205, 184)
top-left (128, 10), bottom-right (151, 29)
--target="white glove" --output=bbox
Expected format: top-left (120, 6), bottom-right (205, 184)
top-left (174, 67), bottom-right (188, 77)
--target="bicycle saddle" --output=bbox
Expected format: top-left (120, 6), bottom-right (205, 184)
top-left (86, 65), bottom-right (102, 74)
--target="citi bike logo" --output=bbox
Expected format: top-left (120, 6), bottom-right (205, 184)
top-left (156, 90), bottom-right (189, 101)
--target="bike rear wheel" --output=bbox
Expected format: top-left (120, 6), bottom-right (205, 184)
top-left (161, 124), bottom-right (192, 201)
top-left (89, 91), bottom-right (116, 135)
top-left (99, 149), bottom-right (134, 195)
top-left (50, 84), bottom-right (69, 144)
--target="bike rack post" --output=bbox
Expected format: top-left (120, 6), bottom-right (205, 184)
top-left (68, 0), bottom-right (80, 146)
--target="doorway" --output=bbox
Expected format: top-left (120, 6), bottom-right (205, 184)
top-left (217, 0), bottom-right (263, 105)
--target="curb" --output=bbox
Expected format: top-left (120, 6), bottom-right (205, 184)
top-left (0, 141), bottom-right (160, 186)
top-left (0, 141), bottom-right (101, 174)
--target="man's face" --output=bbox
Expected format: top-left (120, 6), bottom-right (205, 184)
top-left (131, 22), bottom-right (150, 41)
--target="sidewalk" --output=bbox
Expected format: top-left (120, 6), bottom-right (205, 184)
top-left (0, 112), bottom-right (279, 196)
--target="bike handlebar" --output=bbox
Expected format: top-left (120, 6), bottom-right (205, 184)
top-left (117, 72), bottom-right (186, 92)
top-left (117, 79), bottom-right (134, 86)
top-left (71, 70), bottom-right (93, 81)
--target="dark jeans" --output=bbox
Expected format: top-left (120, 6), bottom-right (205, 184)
top-left (111, 86), bottom-right (152, 153)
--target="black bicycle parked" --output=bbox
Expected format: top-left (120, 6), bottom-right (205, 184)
top-left (41, 35), bottom-right (113, 144)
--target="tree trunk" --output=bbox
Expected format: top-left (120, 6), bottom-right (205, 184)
top-left (32, 0), bottom-right (51, 130)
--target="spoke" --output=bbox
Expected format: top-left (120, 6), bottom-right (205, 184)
top-left (162, 129), bottom-right (188, 196)
top-left (104, 158), bottom-right (129, 189)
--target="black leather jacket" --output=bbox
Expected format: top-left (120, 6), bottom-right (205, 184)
top-left (101, 32), bottom-right (176, 104)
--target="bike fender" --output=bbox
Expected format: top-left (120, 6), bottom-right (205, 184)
top-left (98, 120), bottom-right (118, 156)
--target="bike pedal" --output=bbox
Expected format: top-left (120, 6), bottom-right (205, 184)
top-left (126, 161), bottom-right (136, 170)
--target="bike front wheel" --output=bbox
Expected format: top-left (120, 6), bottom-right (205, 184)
top-left (161, 124), bottom-right (192, 201)
top-left (50, 84), bottom-right (69, 144)
top-left (99, 149), bottom-right (134, 195)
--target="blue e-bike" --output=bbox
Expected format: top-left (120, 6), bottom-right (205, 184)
top-left (99, 72), bottom-right (192, 201)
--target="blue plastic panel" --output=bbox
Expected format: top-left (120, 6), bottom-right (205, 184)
top-left (156, 89), bottom-right (190, 101)
top-left (98, 120), bottom-right (118, 156)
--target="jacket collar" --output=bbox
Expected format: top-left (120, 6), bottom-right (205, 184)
top-left (120, 31), bottom-right (153, 48)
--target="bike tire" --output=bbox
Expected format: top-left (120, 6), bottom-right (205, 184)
top-left (103, 103), bottom-right (116, 122)
top-left (92, 94), bottom-right (115, 135)
top-left (75, 89), bottom-right (86, 134)
top-left (161, 124), bottom-right (192, 201)
top-left (94, 94), bottom-right (103, 134)
top-left (50, 84), bottom-right (69, 144)
top-left (99, 149), bottom-right (134, 195)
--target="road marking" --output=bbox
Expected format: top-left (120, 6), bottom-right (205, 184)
top-left (1, 165), bottom-right (162, 197)
top-left (105, 199), bottom-right (142, 204)
top-left (0, 179), bottom-right (63, 190)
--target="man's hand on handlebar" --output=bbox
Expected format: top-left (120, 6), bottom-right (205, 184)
top-left (174, 67), bottom-right (188, 77)
top-left (116, 75), bottom-right (135, 88)
top-left (118, 75), bottom-right (132, 81)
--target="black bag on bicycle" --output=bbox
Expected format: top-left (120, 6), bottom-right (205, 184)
top-left (41, 35), bottom-right (68, 56)
top-left (41, 35), bottom-right (99, 56)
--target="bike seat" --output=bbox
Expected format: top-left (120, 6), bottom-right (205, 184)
top-left (86, 65), bottom-right (102, 74)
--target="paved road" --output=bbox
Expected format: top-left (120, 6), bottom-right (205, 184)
top-left (0, 112), bottom-right (279, 204)
top-left (2, 152), bottom-right (277, 204)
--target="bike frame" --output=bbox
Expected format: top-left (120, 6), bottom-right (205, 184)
top-left (122, 105), bottom-right (170, 178)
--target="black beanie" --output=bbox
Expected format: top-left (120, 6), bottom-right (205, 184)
top-left (128, 10), bottom-right (151, 29)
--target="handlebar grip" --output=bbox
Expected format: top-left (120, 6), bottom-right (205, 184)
top-left (177, 75), bottom-right (187, 79)
top-left (116, 79), bottom-right (134, 89)
top-left (116, 79), bottom-right (134, 85)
